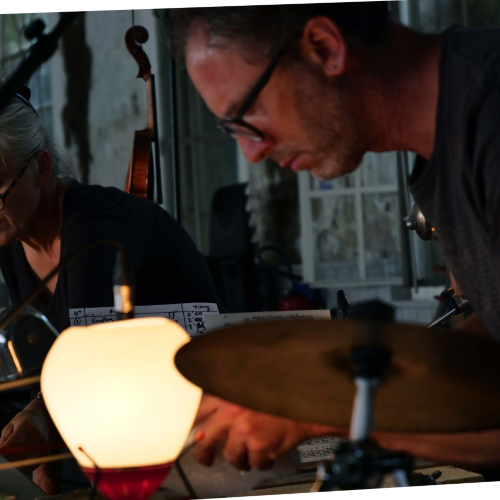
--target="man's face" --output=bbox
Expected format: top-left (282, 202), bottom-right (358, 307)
top-left (186, 31), bottom-right (366, 180)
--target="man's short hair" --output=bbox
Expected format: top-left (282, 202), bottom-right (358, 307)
top-left (170, 2), bottom-right (390, 60)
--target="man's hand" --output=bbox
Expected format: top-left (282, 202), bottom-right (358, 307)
top-left (192, 394), bottom-right (344, 470)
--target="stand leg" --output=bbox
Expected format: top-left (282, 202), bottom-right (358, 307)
top-left (392, 469), bottom-right (410, 487)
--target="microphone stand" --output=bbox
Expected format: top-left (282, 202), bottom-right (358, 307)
top-left (0, 12), bottom-right (80, 115)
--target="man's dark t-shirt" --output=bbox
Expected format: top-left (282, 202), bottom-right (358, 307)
top-left (0, 180), bottom-right (224, 333)
top-left (410, 25), bottom-right (500, 338)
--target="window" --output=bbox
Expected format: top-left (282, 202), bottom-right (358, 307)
top-left (299, 152), bottom-right (405, 287)
top-left (0, 13), bottom-right (53, 134)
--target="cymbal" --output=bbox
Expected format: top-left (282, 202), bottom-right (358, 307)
top-left (175, 319), bottom-right (500, 433)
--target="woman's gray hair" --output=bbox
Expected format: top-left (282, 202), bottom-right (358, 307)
top-left (0, 80), bottom-right (73, 179)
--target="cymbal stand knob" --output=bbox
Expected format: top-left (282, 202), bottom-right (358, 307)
top-left (403, 215), bottom-right (417, 231)
top-left (403, 204), bottom-right (433, 241)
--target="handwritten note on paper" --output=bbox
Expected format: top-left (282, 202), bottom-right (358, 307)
top-left (68, 303), bottom-right (219, 337)
top-left (297, 437), bottom-right (337, 463)
top-left (204, 309), bottom-right (332, 332)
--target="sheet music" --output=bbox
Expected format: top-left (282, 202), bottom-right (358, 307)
top-left (204, 309), bottom-right (331, 332)
top-left (297, 437), bottom-right (337, 463)
top-left (69, 303), bottom-right (219, 337)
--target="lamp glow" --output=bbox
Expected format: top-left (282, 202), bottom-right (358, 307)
top-left (41, 317), bottom-right (202, 500)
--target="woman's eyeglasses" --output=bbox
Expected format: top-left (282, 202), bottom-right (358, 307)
top-left (0, 159), bottom-right (32, 210)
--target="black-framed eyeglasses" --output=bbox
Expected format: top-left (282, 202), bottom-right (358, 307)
top-left (0, 159), bottom-right (31, 210)
top-left (217, 50), bottom-right (285, 142)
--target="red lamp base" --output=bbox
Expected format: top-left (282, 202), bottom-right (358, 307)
top-left (82, 462), bottom-right (173, 500)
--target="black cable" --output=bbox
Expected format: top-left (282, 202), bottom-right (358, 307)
top-left (0, 239), bottom-right (132, 333)
top-left (78, 446), bottom-right (101, 500)
top-left (175, 458), bottom-right (198, 499)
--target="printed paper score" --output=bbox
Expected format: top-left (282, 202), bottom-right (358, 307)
top-left (69, 303), bottom-right (219, 337)
top-left (204, 309), bottom-right (332, 332)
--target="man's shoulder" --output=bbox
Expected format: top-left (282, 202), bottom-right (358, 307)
top-left (444, 25), bottom-right (500, 81)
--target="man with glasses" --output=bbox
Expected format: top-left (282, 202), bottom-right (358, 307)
top-left (172, 2), bottom-right (500, 472)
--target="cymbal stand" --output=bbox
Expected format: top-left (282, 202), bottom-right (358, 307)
top-left (313, 347), bottom-right (413, 491)
top-left (336, 290), bottom-right (350, 320)
top-left (425, 288), bottom-right (468, 329)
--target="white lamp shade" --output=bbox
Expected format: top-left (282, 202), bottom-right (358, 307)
top-left (41, 317), bottom-right (202, 469)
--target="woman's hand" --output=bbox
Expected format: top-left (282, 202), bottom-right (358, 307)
top-left (0, 399), bottom-right (52, 463)
top-left (0, 398), bottom-right (59, 494)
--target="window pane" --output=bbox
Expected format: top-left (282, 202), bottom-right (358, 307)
top-left (218, 138), bottom-right (238, 184)
top-left (178, 69), bottom-right (191, 139)
top-left (312, 196), bottom-right (359, 281)
top-left (198, 138), bottom-right (237, 252)
top-left (200, 98), bottom-right (217, 134)
top-left (362, 193), bottom-right (402, 279)
top-left (180, 144), bottom-right (200, 248)
top-left (360, 152), bottom-right (398, 187)
top-left (39, 64), bottom-right (51, 107)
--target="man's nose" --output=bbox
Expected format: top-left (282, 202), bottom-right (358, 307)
top-left (236, 136), bottom-right (273, 164)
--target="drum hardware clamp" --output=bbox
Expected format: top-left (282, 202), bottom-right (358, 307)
top-left (425, 288), bottom-right (468, 329)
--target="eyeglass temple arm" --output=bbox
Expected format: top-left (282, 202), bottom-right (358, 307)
top-left (235, 50), bottom-right (285, 118)
top-left (1, 161), bottom-right (31, 201)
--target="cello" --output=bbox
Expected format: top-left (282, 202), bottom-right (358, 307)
top-left (124, 25), bottom-right (162, 203)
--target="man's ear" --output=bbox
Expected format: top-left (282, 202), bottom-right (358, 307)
top-left (299, 16), bottom-right (348, 77)
top-left (34, 149), bottom-right (52, 186)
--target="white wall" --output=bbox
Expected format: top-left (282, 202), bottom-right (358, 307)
top-left (48, 10), bottom-right (171, 201)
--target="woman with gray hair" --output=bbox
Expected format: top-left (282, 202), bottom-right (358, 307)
top-left (0, 87), bottom-right (224, 493)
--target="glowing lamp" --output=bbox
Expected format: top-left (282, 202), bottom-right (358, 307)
top-left (41, 317), bottom-right (202, 500)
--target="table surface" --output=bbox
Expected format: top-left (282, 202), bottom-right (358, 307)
top-left (37, 463), bottom-right (484, 500)
top-left (235, 465), bottom-right (483, 496)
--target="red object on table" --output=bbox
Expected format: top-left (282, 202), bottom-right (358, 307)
top-left (82, 462), bottom-right (173, 500)
top-left (279, 295), bottom-right (315, 311)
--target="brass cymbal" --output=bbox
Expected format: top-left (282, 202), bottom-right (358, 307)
top-left (175, 319), bottom-right (500, 433)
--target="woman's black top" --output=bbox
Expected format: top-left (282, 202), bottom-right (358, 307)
top-left (0, 180), bottom-right (223, 333)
